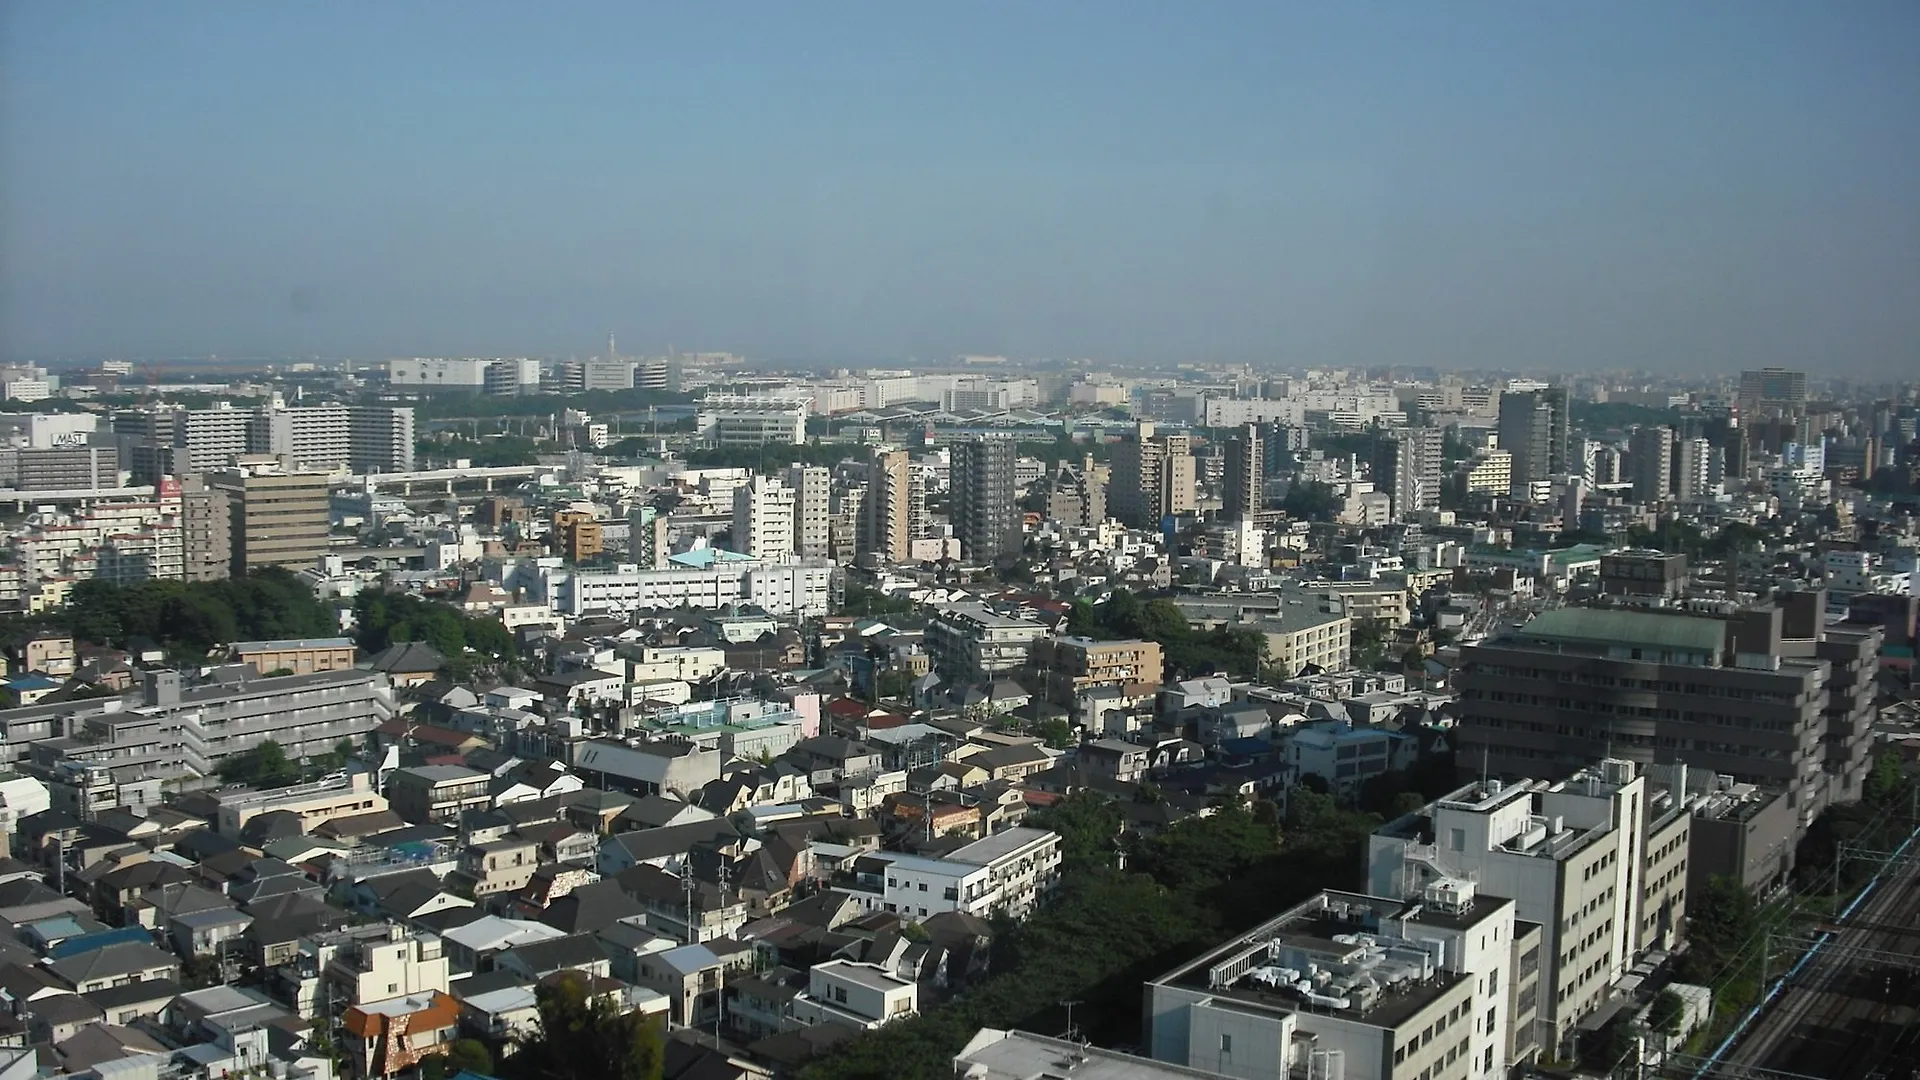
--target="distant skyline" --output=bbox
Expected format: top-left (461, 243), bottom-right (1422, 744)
top-left (3, 3), bottom-right (1917, 376)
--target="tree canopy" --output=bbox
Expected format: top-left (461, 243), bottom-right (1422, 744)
top-left (1067, 588), bottom-right (1265, 680)
top-left (216, 740), bottom-right (303, 789)
top-left (6, 568), bottom-right (336, 662)
top-left (354, 590), bottom-right (516, 669)
top-left (504, 970), bottom-right (664, 1080)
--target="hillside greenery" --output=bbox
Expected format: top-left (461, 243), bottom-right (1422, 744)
top-left (352, 589), bottom-right (517, 678)
top-left (1067, 587), bottom-right (1266, 680)
top-left (4, 568), bottom-right (336, 663)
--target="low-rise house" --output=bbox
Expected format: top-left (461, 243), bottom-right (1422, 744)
top-left (490, 761), bottom-right (585, 807)
top-left (388, 766), bottom-right (492, 825)
top-left (1075, 739), bottom-right (1149, 783)
top-left (439, 915), bottom-right (567, 973)
top-left (788, 959), bottom-right (916, 1030)
top-left (80, 977), bottom-right (179, 1025)
top-left (451, 976), bottom-right (541, 1042)
top-left (454, 836), bottom-right (542, 898)
top-left (632, 942), bottom-right (725, 1028)
top-left (46, 940), bottom-right (178, 993)
top-left (969, 743), bottom-right (1055, 783)
top-left (492, 933), bottom-right (611, 982)
top-left (597, 818), bottom-right (743, 875)
top-left (28, 993), bottom-right (105, 1044)
top-left (168, 905), bottom-right (253, 958)
top-left (615, 864), bottom-right (748, 943)
top-left (784, 736), bottom-right (883, 782)
top-left (341, 991), bottom-right (460, 1078)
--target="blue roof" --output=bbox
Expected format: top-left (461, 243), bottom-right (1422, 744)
top-left (48, 925), bottom-right (156, 960)
top-left (5, 675), bottom-right (58, 690)
top-left (1218, 736), bottom-right (1275, 758)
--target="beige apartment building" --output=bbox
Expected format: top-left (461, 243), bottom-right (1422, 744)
top-left (209, 459), bottom-right (331, 574)
top-left (1109, 421), bottom-right (1196, 528)
top-left (1034, 636), bottom-right (1164, 704)
top-left (212, 772), bottom-right (388, 839)
top-left (231, 637), bottom-right (357, 676)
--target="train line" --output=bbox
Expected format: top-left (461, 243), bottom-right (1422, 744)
top-left (1712, 852), bottom-right (1920, 1080)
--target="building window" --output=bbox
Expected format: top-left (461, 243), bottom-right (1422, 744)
top-left (1450, 828), bottom-right (1466, 852)
top-left (1220, 1034), bottom-right (1232, 1053)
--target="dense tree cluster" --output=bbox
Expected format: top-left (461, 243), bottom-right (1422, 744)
top-left (8, 569), bottom-right (336, 662)
top-left (1067, 588), bottom-right (1266, 680)
top-left (503, 971), bottom-right (664, 1080)
top-left (215, 737), bottom-right (356, 789)
top-left (1279, 480), bottom-right (1341, 521)
top-left (418, 435), bottom-right (545, 468)
top-left (353, 590), bottom-right (516, 671)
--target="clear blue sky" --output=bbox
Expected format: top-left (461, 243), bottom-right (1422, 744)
top-left (3, 2), bottom-right (1916, 375)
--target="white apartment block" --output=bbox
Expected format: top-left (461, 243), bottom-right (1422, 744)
top-left (925, 603), bottom-right (1050, 684)
top-left (731, 476), bottom-right (796, 558)
top-left (835, 827), bottom-right (1062, 922)
top-left (790, 960), bottom-right (917, 1030)
top-left (388, 358), bottom-right (495, 391)
top-left (785, 464), bottom-right (831, 557)
top-left (252, 404), bottom-right (415, 473)
top-left (695, 397), bottom-right (806, 446)
top-left (1147, 887), bottom-right (1519, 1080)
top-left (1365, 759), bottom-right (1690, 1061)
top-left (543, 557), bottom-right (834, 618)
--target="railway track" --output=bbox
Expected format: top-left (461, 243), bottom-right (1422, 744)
top-left (1719, 859), bottom-right (1920, 1079)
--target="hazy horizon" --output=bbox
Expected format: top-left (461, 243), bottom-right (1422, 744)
top-left (3, 3), bottom-right (1917, 376)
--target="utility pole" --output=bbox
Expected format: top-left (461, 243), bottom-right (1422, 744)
top-left (1062, 999), bottom-right (1083, 1042)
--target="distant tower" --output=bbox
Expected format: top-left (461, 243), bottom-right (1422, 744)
top-left (607, 332), bottom-right (617, 362)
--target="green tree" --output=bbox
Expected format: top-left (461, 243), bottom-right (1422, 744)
top-left (1677, 875), bottom-right (1759, 984)
top-left (1865, 749), bottom-right (1907, 806)
top-left (1647, 988), bottom-right (1686, 1038)
top-left (1032, 716), bottom-right (1077, 750)
top-left (180, 954), bottom-right (222, 989)
top-left (217, 740), bottom-right (302, 789)
top-left (1025, 791), bottom-right (1123, 873)
top-left (506, 970), bottom-right (663, 1080)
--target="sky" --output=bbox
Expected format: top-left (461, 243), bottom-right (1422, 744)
top-left (2, 3), bottom-right (1917, 375)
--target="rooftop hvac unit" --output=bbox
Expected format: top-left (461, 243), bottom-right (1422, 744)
top-left (1424, 877), bottom-right (1476, 914)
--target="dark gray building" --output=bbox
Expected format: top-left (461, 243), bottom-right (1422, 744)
top-left (0, 444), bottom-right (119, 491)
top-left (1221, 423), bottom-right (1262, 521)
top-left (949, 435), bottom-right (1020, 562)
top-left (1497, 387), bottom-right (1568, 495)
top-left (1452, 591), bottom-right (1879, 827)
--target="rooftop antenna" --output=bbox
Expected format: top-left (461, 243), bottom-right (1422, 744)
top-left (1479, 744), bottom-right (1489, 793)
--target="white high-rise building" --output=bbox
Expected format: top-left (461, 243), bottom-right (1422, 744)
top-left (250, 404), bottom-right (415, 474)
top-left (1366, 759), bottom-right (1690, 1061)
top-left (1675, 437), bottom-right (1719, 501)
top-left (785, 464), bottom-right (831, 557)
top-left (731, 476), bottom-right (796, 559)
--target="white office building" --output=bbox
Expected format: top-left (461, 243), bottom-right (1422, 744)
top-left (695, 397), bottom-right (807, 446)
top-left (542, 550), bottom-right (835, 618)
top-left (1146, 886), bottom-right (1519, 1080)
top-left (731, 476), bottom-right (796, 559)
top-left (1365, 759), bottom-right (1690, 1061)
top-left (388, 358), bottom-right (496, 392)
top-left (785, 464), bottom-right (831, 557)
